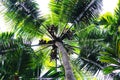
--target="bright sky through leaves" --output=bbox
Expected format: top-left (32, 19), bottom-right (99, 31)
top-left (0, 0), bottom-right (118, 32)
top-left (35, 0), bottom-right (118, 15)
top-left (101, 0), bottom-right (118, 14)
top-left (36, 0), bottom-right (50, 15)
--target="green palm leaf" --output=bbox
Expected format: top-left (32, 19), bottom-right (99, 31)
top-left (50, 0), bottom-right (102, 23)
top-left (2, 0), bottom-right (44, 38)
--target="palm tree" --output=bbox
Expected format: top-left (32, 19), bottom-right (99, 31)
top-left (0, 32), bottom-right (64, 80)
top-left (1, 0), bottom-right (103, 79)
top-left (93, 0), bottom-right (120, 79)
top-left (0, 32), bottom-right (35, 80)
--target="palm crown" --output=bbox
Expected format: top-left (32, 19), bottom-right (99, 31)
top-left (0, 0), bottom-right (105, 80)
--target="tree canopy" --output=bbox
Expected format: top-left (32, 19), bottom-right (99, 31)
top-left (0, 0), bottom-right (120, 80)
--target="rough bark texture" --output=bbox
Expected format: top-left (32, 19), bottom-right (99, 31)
top-left (55, 42), bottom-right (75, 80)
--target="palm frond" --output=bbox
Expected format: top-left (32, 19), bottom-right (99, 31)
top-left (0, 32), bottom-right (43, 79)
top-left (115, 0), bottom-right (120, 26)
top-left (2, 0), bottom-right (44, 38)
top-left (50, 0), bottom-right (103, 24)
top-left (41, 66), bottom-right (64, 79)
top-left (72, 24), bottom-right (108, 75)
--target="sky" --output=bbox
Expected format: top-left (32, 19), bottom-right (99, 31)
top-left (36, 0), bottom-right (50, 15)
top-left (101, 0), bottom-right (118, 14)
top-left (0, 0), bottom-right (118, 32)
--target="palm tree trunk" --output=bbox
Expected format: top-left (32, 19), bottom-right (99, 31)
top-left (55, 42), bottom-right (75, 80)
top-left (14, 75), bottom-right (19, 80)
